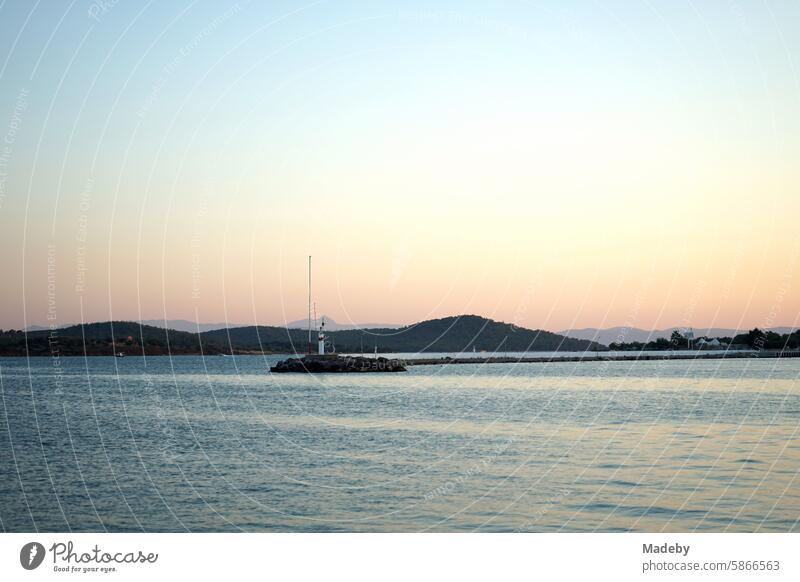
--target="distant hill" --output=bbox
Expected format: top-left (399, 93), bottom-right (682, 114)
top-left (206, 314), bottom-right (602, 354)
top-left (283, 316), bottom-right (401, 331)
top-left (1, 321), bottom-right (205, 356)
top-left (559, 326), bottom-right (797, 346)
top-left (23, 318), bottom-right (398, 333)
top-left (138, 319), bottom-right (250, 333)
top-left (2, 315), bottom-right (602, 356)
top-left (22, 324), bottom-right (52, 332)
top-left (22, 320), bottom-right (245, 333)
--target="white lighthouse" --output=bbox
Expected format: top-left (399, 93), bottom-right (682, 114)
top-left (318, 317), bottom-right (326, 355)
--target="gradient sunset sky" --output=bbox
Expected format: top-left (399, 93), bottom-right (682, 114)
top-left (1, 0), bottom-right (799, 332)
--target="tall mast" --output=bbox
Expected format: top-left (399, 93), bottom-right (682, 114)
top-left (308, 255), bottom-right (312, 354)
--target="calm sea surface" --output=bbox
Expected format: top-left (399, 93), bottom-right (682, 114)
top-left (1, 355), bottom-right (799, 532)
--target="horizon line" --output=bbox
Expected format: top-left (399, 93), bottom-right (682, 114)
top-left (7, 316), bottom-right (799, 334)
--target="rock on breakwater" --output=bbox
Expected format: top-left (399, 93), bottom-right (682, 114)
top-left (270, 354), bottom-right (407, 373)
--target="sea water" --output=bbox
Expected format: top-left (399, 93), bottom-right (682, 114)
top-left (1, 355), bottom-right (798, 532)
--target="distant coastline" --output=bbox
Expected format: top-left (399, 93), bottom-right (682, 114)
top-left (4, 316), bottom-right (797, 358)
top-left (0, 315), bottom-right (600, 357)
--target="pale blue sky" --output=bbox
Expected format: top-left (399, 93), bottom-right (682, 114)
top-left (1, 1), bottom-right (799, 329)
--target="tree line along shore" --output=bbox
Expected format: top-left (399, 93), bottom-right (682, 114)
top-left (609, 328), bottom-right (800, 352)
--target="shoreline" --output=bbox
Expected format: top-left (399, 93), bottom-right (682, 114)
top-left (3, 349), bottom-right (799, 364)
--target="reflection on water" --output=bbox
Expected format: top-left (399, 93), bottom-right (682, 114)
top-left (1, 355), bottom-right (798, 532)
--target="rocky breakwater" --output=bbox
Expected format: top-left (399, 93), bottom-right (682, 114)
top-left (270, 354), bottom-right (407, 373)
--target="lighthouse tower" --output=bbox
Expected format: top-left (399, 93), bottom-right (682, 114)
top-left (318, 317), bottom-right (326, 355)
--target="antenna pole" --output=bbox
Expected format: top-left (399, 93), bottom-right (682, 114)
top-left (308, 255), bottom-right (312, 354)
